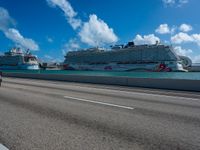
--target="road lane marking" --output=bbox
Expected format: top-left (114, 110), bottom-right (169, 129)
top-left (64, 96), bottom-right (134, 110)
top-left (57, 83), bottom-right (200, 102)
top-left (0, 144), bottom-right (9, 150)
top-left (6, 79), bottom-right (200, 102)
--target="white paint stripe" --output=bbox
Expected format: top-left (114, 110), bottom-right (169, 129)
top-left (0, 144), bottom-right (9, 150)
top-left (59, 83), bottom-right (200, 102)
top-left (7, 78), bottom-right (200, 102)
top-left (64, 96), bottom-right (134, 110)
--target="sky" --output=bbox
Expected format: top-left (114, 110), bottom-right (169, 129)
top-left (0, 0), bottom-right (200, 63)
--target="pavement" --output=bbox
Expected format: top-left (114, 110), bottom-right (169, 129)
top-left (0, 77), bottom-right (200, 150)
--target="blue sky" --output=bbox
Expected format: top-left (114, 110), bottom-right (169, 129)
top-left (0, 0), bottom-right (200, 62)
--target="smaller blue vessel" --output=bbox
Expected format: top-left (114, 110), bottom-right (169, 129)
top-left (0, 47), bottom-right (39, 70)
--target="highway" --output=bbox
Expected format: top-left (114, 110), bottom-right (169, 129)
top-left (0, 77), bottom-right (200, 150)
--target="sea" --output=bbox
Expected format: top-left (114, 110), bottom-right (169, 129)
top-left (1, 70), bottom-right (200, 80)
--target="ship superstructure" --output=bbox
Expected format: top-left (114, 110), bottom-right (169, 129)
top-left (63, 42), bottom-right (190, 72)
top-left (0, 47), bottom-right (39, 70)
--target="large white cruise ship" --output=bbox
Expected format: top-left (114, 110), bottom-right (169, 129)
top-left (63, 42), bottom-right (191, 72)
top-left (0, 47), bottom-right (39, 70)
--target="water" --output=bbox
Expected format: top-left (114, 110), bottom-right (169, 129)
top-left (1, 70), bottom-right (200, 80)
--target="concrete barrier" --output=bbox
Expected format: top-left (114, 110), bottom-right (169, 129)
top-left (127, 78), bottom-right (200, 91)
top-left (2, 72), bottom-right (200, 92)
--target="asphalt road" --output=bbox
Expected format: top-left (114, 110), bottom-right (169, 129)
top-left (0, 77), bottom-right (200, 150)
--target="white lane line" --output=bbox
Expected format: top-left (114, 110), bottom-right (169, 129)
top-left (60, 84), bottom-right (200, 102)
top-left (8, 78), bottom-right (200, 102)
top-left (0, 144), bottom-right (9, 150)
top-left (64, 96), bottom-right (134, 110)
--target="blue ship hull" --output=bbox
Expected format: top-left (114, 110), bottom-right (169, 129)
top-left (0, 64), bottom-right (39, 70)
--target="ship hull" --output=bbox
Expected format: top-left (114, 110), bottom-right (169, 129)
top-left (63, 62), bottom-right (186, 72)
top-left (0, 64), bottom-right (39, 70)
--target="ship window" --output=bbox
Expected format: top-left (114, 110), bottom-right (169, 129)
top-left (30, 58), bottom-right (35, 61)
top-left (24, 57), bottom-right (36, 62)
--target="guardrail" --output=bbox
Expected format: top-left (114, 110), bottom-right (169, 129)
top-left (2, 72), bottom-right (200, 92)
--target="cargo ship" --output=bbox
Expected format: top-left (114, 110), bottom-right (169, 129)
top-left (63, 42), bottom-right (191, 72)
top-left (0, 47), bottom-right (39, 70)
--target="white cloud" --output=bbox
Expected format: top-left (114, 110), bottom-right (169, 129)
top-left (47, 37), bottom-right (53, 43)
top-left (155, 23), bottom-right (193, 35)
top-left (192, 34), bottom-right (200, 46)
top-left (171, 32), bottom-right (200, 46)
top-left (44, 55), bottom-right (62, 63)
top-left (162, 0), bottom-right (189, 7)
top-left (179, 24), bottom-right (192, 32)
top-left (44, 55), bottom-right (53, 60)
top-left (155, 24), bottom-right (171, 34)
top-left (171, 32), bottom-right (193, 44)
top-left (171, 26), bottom-right (177, 34)
top-left (79, 14), bottom-right (118, 47)
top-left (5, 28), bottom-right (39, 50)
top-left (174, 46), bottom-right (193, 56)
top-left (47, 0), bottom-right (118, 47)
top-left (162, 0), bottom-right (175, 5)
top-left (0, 7), bottom-right (15, 31)
top-left (62, 38), bottom-right (80, 55)
top-left (0, 7), bottom-right (39, 50)
top-left (193, 55), bottom-right (200, 63)
top-left (179, 0), bottom-right (189, 5)
top-left (46, 0), bottom-right (81, 29)
top-left (134, 34), bottom-right (160, 45)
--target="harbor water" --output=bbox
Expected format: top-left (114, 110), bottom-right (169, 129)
top-left (1, 70), bottom-right (200, 80)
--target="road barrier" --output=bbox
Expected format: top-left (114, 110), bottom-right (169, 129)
top-left (2, 72), bottom-right (200, 91)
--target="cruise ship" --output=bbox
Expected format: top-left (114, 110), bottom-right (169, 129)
top-left (0, 48), bottom-right (39, 70)
top-left (63, 42), bottom-right (191, 72)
